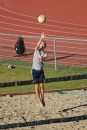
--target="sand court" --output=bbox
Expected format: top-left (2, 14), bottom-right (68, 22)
top-left (0, 90), bottom-right (87, 130)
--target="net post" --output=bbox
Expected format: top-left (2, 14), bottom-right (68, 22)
top-left (54, 38), bottom-right (57, 70)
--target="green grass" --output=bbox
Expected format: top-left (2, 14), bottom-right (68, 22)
top-left (0, 58), bottom-right (87, 93)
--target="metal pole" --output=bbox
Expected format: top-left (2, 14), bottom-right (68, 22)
top-left (54, 38), bottom-right (57, 70)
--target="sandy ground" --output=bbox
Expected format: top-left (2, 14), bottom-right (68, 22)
top-left (0, 90), bottom-right (87, 130)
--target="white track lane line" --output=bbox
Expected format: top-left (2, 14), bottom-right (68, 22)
top-left (1, 21), bottom-right (87, 35)
top-left (0, 6), bottom-right (87, 27)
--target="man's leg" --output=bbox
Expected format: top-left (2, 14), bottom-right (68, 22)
top-left (40, 83), bottom-right (45, 107)
top-left (35, 83), bottom-right (40, 100)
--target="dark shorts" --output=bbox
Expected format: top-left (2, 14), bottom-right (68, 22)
top-left (32, 69), bottom-right (45, 83)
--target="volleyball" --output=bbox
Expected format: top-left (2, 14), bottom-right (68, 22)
top-left (38, 15), bottom-right (46, 23)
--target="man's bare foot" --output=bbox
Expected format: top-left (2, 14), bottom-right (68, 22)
top-left (41, 99), bottom-right (45, 107)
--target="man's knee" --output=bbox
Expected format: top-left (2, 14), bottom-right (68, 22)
top-left (40, 84), bottom-right (44, 89)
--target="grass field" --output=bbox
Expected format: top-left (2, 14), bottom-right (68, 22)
top-left (0, 58), bottom-right (87, 94)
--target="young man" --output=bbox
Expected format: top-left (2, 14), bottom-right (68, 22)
top-left (32, 32), bottom-right (47, 107)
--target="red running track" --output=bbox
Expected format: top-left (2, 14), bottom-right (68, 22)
top-left (0, 0), bottom-right (87, 66)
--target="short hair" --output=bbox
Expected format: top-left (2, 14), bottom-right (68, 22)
top-left (41, 41), bottom-right (46, 48)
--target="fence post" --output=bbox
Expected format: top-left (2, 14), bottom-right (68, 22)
top-left (54, 38), bottom-right (57, 70)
